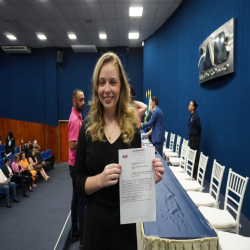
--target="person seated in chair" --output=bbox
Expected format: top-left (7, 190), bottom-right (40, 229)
top-left (20, 153), bottom-right (38, 187)
top-left (1, 157), bottom-right (30, 197)
top-left (34, 147), bottom-right (51, 172)
top-left (12, 154), bottom-right (33, 192)
top-left (0, 168), bottom-right (19, 208)
top-left (25, 142), bottom-right (33, 158)
top-left (29, 149), bottom-right (50, 182)
top-left (19, 139), bottom-right (26, 153)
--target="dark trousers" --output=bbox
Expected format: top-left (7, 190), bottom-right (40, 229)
top-left (11, 174), bottom-right (27, 194)
top-left (189, 134), bottom-right (200, 179)
top-left (69, 165), bottom-right (86, 239)
top-left (48, 156), bottom-right (54, 168)
top-left (154, 142), bottom-right (164, 157)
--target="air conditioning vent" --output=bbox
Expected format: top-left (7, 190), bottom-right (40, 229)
top-left (71, 44), bottom-right (97, 53)
top-left (2, 46), bottom-right (31, 54)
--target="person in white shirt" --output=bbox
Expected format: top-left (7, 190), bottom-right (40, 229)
top-left (0, 169), bottom-right (19, 208)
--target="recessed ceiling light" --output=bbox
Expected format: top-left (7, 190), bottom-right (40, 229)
top-left (129, 33), bottom-right (139, 39)
top-left (6, 34), bottom-right (17, 40)
top-left (99, 33), bottom-right (107, 39)
top-left (37, 34), bottom-right (47, 40)
top-left (68, 34), bottom-right (76, 40)
top-left (129, 7), bottom-right (143, 17)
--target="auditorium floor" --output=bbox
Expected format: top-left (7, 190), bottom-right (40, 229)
top-left (0, 162), bottom-right (72, 250)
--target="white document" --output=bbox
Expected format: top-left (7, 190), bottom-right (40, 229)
top-left (119, 147), bottom-right (156, 224)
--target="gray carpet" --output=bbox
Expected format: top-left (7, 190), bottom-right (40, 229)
top-left (0, 162), bottom-right (72, 250)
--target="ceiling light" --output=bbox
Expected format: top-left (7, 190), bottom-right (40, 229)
top-left (99, 33), bottom-right (107, 39)
top-left (37, 34), bottom-right (47, 40)
top-left (6, 34), bottom-right (17, 40)
top-left (129, 7), bottom-right (143, 17)
top-left (68, 34), bottom-right (76, 40)
top-left (129, 33), bottom-right (139, 39)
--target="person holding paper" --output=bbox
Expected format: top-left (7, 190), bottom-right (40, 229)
top-left (73, 52), bottom-right (164, 250)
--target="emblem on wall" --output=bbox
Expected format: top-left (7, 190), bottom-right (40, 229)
top-left (198, 18), bottom-right (235, 84)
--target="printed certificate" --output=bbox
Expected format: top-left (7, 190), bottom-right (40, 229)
top-left (119, 147), bottom-right (156, 224)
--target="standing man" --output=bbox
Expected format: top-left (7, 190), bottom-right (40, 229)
top-left (68, 89), bottom-right (86, 249)
top-left (142, 96), bottom-right (165, 156)
top-left (188, 100), bottom-right (202, 180)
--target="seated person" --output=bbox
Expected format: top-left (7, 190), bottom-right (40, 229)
top-left (19, 139), bottom-right (26, 153)
top-left (1, 157), bottom-right (30, 197)
top-left (12, 154), bottom-right (33, 192)
top-left (35, 147), bottom-right (51, 172)
top-left (25, 142), bottom-right (33, 158)
top-left (0, 168), bottom-right (19, 208)
top-left (29, 149), bottom-right (50, 182)
top-left (20, 152), bottom-right (38, 187)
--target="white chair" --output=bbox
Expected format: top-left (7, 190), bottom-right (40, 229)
top-left (163, 131), bottom-right (168, 148)
top-left (169, 139), bottom-right (188, 166)
top-left (163, 133), bottom-right (175, 156)
top-left (179, 152), bottom-right (209, 191)
top-left (165, 135), bottom-right (181, 159)
top-left (174, 148), bottom-right (197, 180)
top-left (218, 231), bottom-right (250, 250)
top-left (170, 145), bottom-right (189, 173)
top-left (187, 159), bottom-right (225, 208)
top-left (182, 138), bottom-right (189, 147)
top-left (199, 168), bottom-right (249, 234)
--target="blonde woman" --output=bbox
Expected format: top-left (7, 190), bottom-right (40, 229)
top-left (20, 153), bottom-right (38, 187)
top-left (29, 149), bottom-right (50, 182)
top-left (73, 52), bottom-right (164, 250)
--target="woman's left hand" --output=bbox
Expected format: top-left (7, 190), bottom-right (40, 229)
top-left (153, 158), bottom-right (164, 183)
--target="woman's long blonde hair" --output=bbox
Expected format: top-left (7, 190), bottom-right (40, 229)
top-left (85, 52), bottom-right (139, 144)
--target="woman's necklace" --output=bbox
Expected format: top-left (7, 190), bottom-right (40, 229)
top-left (106, 124), bottom-right (116, 139)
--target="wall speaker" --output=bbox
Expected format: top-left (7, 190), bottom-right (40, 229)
top-left (56, 51), bottom-right (63, 63)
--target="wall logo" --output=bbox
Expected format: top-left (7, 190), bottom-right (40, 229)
top-left (122, 155), bottom-right (128, 159)
top-left (198, 18), bottom-right (235, 84)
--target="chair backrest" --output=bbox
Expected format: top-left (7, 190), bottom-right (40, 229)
top-left (224, 168), bottom-right (249, 234)
top-left (10, 154), bottom-right (15, 164)
top-left (46, 149), bottom-right (51, 158)
top-left (209, 160), bottom-right (225, 206)
top-left (41, 151), bottom-right (46, 160)
top-left (175, 135), bottom-right (182, 156)
top-left (182, 139), bottom-right (189, 146)
top-left (178, 145), bottom-right (189, 171)
top-left (197, 152), bottom-right (209, 188)
top-left (168, 133), bottom-right (175, 151)
top-left (0, 144), bottom-right (3, 151)
top-left (163, 131), bottom-right (168, 147)
top-left (15, 146), bottom-right (19, 154)
top-left (185, 148), bottom-right (197, 179)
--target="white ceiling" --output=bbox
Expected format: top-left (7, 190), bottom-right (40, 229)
top-left (0, 0), bottom-right (183, 48)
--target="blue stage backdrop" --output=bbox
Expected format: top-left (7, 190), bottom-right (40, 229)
top-left (0, 47), bottom-right (143, 125)
top-left (143, 0), bottom-right (250, 219)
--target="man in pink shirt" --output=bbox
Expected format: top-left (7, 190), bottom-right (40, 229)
top-left (68, 89), bottom-right (85, 249)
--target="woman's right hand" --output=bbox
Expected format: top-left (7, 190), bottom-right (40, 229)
top-left (99, 164), bottom-right (122, 188)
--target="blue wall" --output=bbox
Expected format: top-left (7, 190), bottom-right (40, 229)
top-left (0, 47), bottom-right (143, 125)
top-left (143, 0), bottom-right (250, 219)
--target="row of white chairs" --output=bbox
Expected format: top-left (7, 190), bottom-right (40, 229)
top-left (163, 130), bottom-right (249, 249)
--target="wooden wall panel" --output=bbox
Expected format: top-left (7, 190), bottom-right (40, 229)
top-left (0, 118), bottom-right (59, 163)
top-left (45, 125), bottom-right (59, 163)
top-left (20, 121), bottom-right (45, 150)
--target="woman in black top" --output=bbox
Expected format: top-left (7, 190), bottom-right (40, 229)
top-left (74, 52), bottom-right (164, 250)
top-left (5, 131), bottom-right (15, 155)
top-left (188, 100), bottom-right (202, 180)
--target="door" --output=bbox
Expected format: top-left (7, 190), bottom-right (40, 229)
top-left (59, 121), bottom-right (68, 162)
